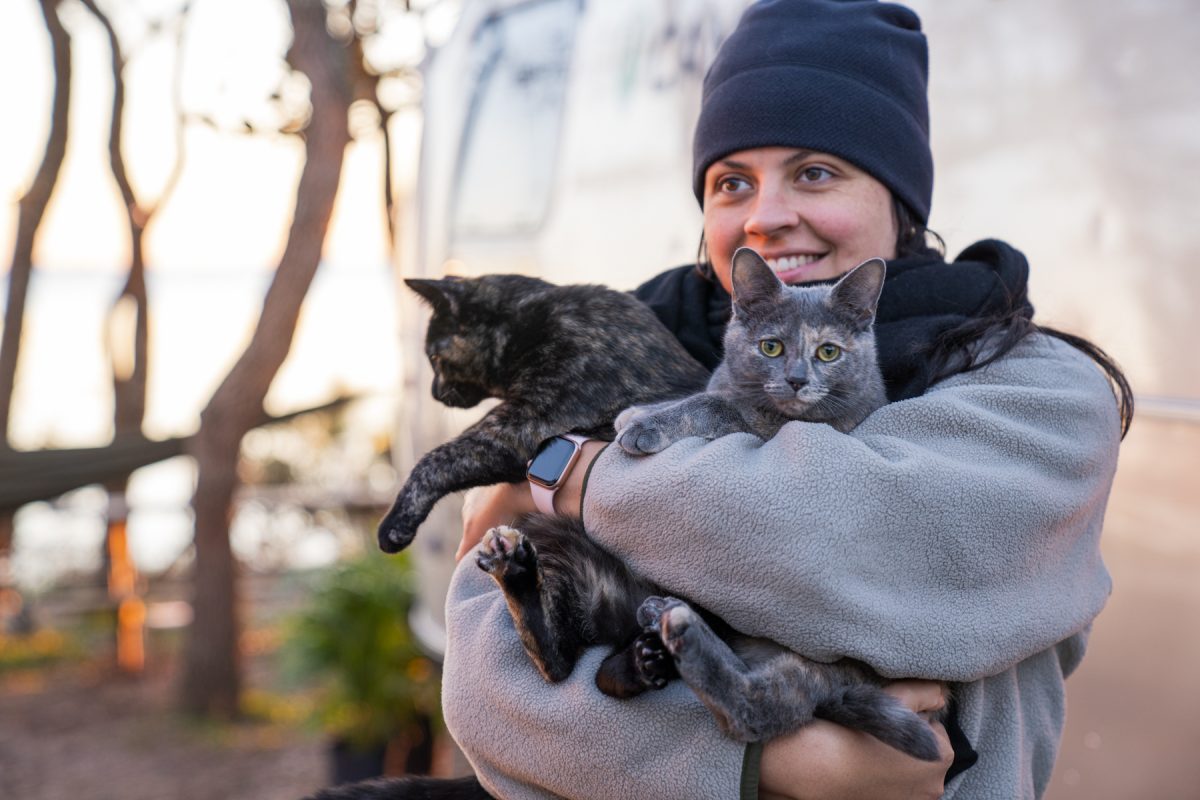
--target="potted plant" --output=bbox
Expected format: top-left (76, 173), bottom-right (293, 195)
top-left (283, 551), bottom-right (441, 785)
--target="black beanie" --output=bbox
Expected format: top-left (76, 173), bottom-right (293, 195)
top-left (692, 0), bottom-right (933, 222)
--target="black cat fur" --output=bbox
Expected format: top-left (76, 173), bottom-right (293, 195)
top-left (376, 274), bottom-right (710, 553)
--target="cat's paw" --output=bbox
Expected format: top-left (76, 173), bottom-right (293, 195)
top-left (656, 599), bottom-right (698, 657)
top-left (475, 525), bottom-right (534, 579)
top-left (614, 404), bottom-right (647, 433)
top-left (636, 595), bottom-right (674, 629)
top-left (377, 508), bottom-right (418, 553)
top-left (615, 415), bottom-right (672, 455)
top-left (632, 630), bottom-right (675, 690)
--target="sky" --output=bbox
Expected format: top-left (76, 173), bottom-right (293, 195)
top-left (0, 0), bottom-right (455, 448)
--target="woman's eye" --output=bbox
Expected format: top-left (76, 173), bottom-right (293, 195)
top-left (718, 176), bottom-right (751, 193)
top-left (759, 339), bottom-right (784, 358)
top-left (815, 343), bottom-right (841, 362)
top-left (798, 166), bottom-right (833, 183)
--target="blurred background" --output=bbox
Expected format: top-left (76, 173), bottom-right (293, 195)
top-left (0, 0), bottom-right (1196, 798)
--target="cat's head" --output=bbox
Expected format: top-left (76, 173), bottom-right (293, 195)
top-left (725, 248), bottom-right (886, 419)
top-left (406, 276), bottom-right (510, 408)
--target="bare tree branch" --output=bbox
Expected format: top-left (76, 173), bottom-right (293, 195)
top-left (180, 0), bottom-right (352, 718)
top-left (0, 0), bottom-right (72, 445)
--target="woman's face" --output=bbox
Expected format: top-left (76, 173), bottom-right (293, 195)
top-left (702, 147), bottom-right (898, 291)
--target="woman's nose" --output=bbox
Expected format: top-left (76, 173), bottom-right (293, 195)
top-left (743, 187), bottom-right (798, 237)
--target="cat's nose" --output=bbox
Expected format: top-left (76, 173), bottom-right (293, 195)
top-left (787, 376), bottom-right (808, 391)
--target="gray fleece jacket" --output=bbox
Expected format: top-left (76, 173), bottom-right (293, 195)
top-left (442, 332), bottom-right (1120, 799)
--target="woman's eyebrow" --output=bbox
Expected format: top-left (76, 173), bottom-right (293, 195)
top-left (717, 150), bottom-right (819, 172)
top-left (782, 149), bottom-right (819, 167)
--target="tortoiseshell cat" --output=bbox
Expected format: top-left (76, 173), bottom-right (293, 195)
top-left (376, 273), bottom-right (710, 554)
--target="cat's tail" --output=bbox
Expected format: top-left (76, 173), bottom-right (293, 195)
top-left (304, 775), bottom-right (493, 800)
top-left (814, 685), bottom-right (943, 762)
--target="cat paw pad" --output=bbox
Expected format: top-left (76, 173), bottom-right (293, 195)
top-left (616, 419), bottom-right (670, 455)
top-left (632, 631), bottom-right (675, 689)
top-left (657, 601), bottom-right (698, 656)
top-left (636, 595), bottom-right (675, 629)
top-left (475, 526), bottom-right (532, 576)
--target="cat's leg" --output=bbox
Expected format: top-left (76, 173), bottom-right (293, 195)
top-left (592, 578), bottom-right (679, 699)
top-left (641, 598), bottom-right (942, 759)
top-left (614, 398), bottom-right (684, 433)
top-left (475, 526), bottom-right (586, 683)
top-left (641, 596), bottom-right (839, 742)
top-left (615, 394), bottom-right (751, 455)
top-left (378, 425), bottom-right (532, 552)
top-left (594, 629), bottom-right (678, 698)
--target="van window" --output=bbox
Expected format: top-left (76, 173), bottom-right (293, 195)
top-left (450, 0), bottom-right (580, 239)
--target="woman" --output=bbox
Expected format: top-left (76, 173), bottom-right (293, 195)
top-left (442, 2), bottom-right (1130, 798)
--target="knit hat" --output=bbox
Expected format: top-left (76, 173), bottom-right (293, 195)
top-left (693, 0), bottom-right (933, 221)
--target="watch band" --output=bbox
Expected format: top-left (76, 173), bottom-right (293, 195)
top-left (528, 433), bottom-right (592, 515)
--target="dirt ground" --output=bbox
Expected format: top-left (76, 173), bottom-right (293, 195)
top-left (0, 658), bottom-right (328, 800)
top-left (1, 420), bottom-right (1196, 800)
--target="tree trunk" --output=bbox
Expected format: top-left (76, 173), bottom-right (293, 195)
top-left (0, 0), bottom-right (70, 443)
top-left (180, 0), bottom-right (351, 717)
top-left (0, 0), bottom-right (71, 632)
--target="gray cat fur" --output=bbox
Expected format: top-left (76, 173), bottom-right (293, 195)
top-left (616, 248), bottom-right (886, 454)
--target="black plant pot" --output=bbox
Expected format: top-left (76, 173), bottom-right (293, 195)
top-left (330, 738), bottom-right (387, 786)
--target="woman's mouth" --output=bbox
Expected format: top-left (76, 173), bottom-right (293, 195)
top-left (765, 253), bottom-right (828, 283)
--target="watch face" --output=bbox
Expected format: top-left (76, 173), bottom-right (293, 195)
top-left (528, 437), bottom-right (579, 485)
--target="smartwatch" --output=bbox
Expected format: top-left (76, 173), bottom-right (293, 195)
top-left (527, 433), bottom-right (593, 515)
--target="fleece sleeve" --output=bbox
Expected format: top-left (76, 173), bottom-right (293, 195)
top-left (582, 333), bottom-right (1120, 682)
top-left (441, 560), bottom-right (749, 800)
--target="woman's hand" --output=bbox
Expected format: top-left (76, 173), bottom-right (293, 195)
top-left (456, 440), bottom-right (607, 561)
top-left (457, 482), bottom-right (534, 561)
top-left (759, 680), bottom-right (953, 800)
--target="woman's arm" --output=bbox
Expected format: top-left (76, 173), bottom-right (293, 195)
top-left (759, 682), bottom-right (953, 800)
top-left (443, 557), bottom-right (955, 800)
top-left (582, 334), bottom-right (1120, 681)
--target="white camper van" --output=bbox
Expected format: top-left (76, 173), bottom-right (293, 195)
top-left (396, 3), bottom-right (1199, 793)
top-left (397, 0), bottom-right (751, 654)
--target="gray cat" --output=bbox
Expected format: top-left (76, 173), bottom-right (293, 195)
top-left (476, 249), bottom-right (942, 759)
top-left (615, 246), bottom-right (887, 453)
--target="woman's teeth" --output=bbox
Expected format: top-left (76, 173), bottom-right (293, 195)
top-left (766, 254), bottom-right (823, 273)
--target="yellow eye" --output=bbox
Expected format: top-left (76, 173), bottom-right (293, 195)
top-left (759, 338), bottom-right (784, 358)
top-left (816, 343), bottom-right (842, 362)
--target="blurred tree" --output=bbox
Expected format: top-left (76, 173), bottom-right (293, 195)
top-left (0, 0), bottom-right (71, 631)
top-left (180, 0), bottom-right (352, 718)
top-left (78, 0), bottom-right (193, 675)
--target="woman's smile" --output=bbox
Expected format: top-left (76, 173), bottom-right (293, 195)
top-left (703, 147), bottom-right (898, 290)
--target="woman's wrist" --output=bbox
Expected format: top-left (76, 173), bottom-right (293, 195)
top-left (553, 439), bottom-right (607, 518)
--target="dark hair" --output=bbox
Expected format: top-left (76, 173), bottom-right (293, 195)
top-left (693, 200), bottom-right (1135, 438)
top-left (924, 273), bottom-right (1134, 440)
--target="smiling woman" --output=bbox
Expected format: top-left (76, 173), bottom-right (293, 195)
top-left (701, 147), bottom-right (898, 287)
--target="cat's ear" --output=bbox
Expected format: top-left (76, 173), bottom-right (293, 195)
top-left (830, 258), bottom-right (886, 329)
top-left (405, 277), bottom-right (464, 316)
top-left (730, 248), bottom-right (783, 311)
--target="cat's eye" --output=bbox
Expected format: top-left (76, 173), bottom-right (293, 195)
top-left (759, 339), bottom-right (784, 358)
top-left (815, 343), bottom-right (841, 362)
